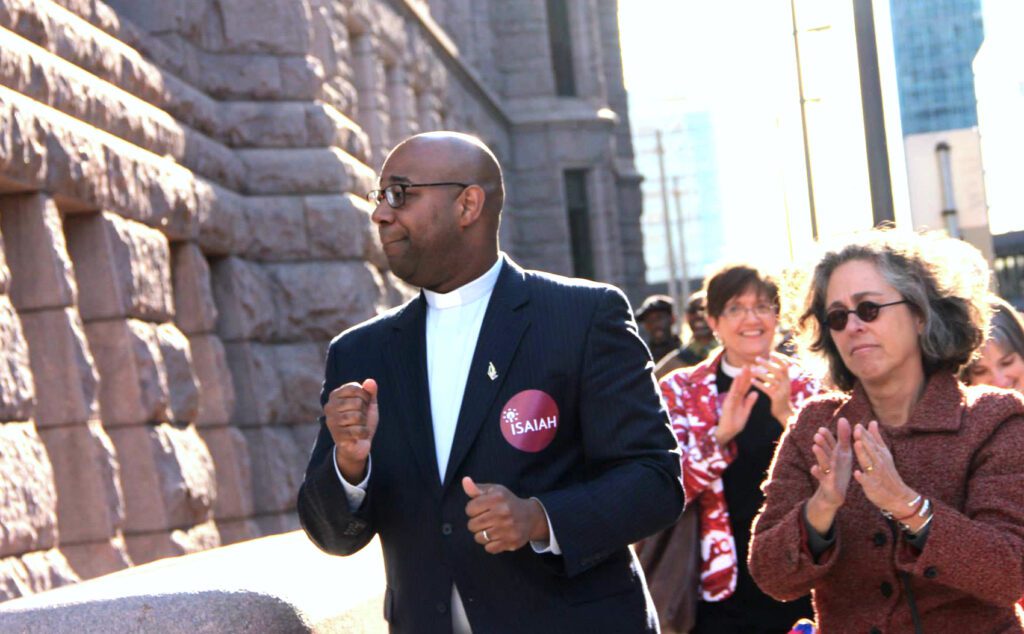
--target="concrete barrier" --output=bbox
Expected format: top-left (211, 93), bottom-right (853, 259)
top-left (0, 530), bottom-right (387, 633)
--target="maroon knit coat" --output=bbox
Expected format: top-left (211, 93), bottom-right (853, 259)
top-left (749, 372), bottom-right (1024, 633)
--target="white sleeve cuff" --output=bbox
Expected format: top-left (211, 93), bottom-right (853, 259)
top-left (332, 446), bottom-right (370, 512)
top-left (528, 497), bottom-right (562, 555)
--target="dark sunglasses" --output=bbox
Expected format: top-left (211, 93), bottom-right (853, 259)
top-left (822, 299), bottom-right (909, 331)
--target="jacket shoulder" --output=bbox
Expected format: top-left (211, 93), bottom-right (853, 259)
top-left (521, 268), bottom-right (625, 302)
top-left (961, 383), bottom-right (1024, 424)
top-left (790, 391), bottom-right (849, 433)
top-left (328, 298), bottom-right (413, 351)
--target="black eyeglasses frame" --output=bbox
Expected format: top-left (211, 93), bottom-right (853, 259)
top-left (366, 182), bottom-right (470, 209)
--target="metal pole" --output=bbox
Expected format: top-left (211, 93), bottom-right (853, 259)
top-left (672, 176), bottom-right (690, 302)
top-left (656, 130), bottom-right (680, 308)
top-left (790, 0), bottom-right (819, 240)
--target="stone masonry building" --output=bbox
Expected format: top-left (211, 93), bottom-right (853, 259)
top-left (0, 0), bottom-right (645, 600)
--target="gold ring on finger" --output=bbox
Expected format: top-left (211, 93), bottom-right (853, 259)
top-left (865, 464), bottom-right (874, 473)
top-left (823, 467), bottom-right (831, 475)
top-left (482, 529), bottom-right (491, 543)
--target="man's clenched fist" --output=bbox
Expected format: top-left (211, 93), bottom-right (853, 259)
top-left (326, 378), bottom-right (378, 483)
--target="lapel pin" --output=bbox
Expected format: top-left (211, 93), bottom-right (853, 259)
top-left (487, 362), bottom-right (498, 381)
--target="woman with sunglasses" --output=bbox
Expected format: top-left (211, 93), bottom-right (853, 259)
top-left (964, 296), bottom-right (1024, 393)
top-left (659, 263), bottom-right (820, 633)
top-left (749, 231), bottom-right (1024, 633)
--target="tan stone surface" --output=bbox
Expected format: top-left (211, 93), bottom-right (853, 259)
top-left (187, 334), bottom-right (236, 427)
top-left (272, 342), bottom-right (326, 426)
top-left (215, 518), bottom-right (260, 547)
top-left (107, 423), bottom-right (216, 534)
top-left (156, 323), bottom-right (200, 423)
top-left (84, 319), bottom-right (169, 427)
top-left (195, 180), bottom-right (252, 256)
top-left (0, 296), bottom-right (35, 422)
top-left (64, 212), bottom-right (174, 322)
top-left (242, 196), bottom-right (309, 262)
top-left (210, 257), bottom-right (277, 342)
top-left (197, 426), bottom-right (253, 520)
top-left (0, 228), bottom-right (9, 294)
top-left (223, 342), bottom-right (282, 425)
top-left (0, 423), bottom-right (56, 557)
top-left (267, 261), bottom-right (382, 342)
top-left (238, 147), bottom-right (375, 196)
top-left (0, 532), bottom-right (387, 633)
top-left (253, 512), bottom-right (301, 537)
top-left (18, 307), bottom-right (98, 427)
top-left (170, 242), bottom-right (218, 335)
top-left (0, 193), bottom-right (77, 311)
top-left (38, 421), bottom-right (124, 546)
top-left (290, 422), bottom-right (321, 458)
top-left (61, 535), bottom-right (132, 581)
top-left (304, 193), bottom-right (371, 261)
top-left (124, 518), bottom-right (221, 566)
top-left (0, 549), bottom-right (78, 602)
top-left (242, 426), bottom-right (305, 515)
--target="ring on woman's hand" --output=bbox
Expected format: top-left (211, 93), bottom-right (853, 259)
top-left (823, 467), bottom-right (831, 475)
top-left (482, 529), bottom-right (491, 543)
top-left (865, 464), bottom-right (874, 473)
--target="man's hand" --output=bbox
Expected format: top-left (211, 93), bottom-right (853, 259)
top-left (463, 477), bottom-right (548, 554)
top-left (325, 379), bottom-right (378, 484)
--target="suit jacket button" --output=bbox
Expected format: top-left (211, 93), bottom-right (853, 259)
top-left (441, 523), bottom-right (453, 536)
top-left (436, 601), bottom-right (448, 614)
top-left (870, 628), bottom-right (882, 634)
top-left (873, 532), bottom-right (887, 547)
top-left (880, 581), bottom-right (893, 598)
top-left (924, 566), bottom-right (938, 579)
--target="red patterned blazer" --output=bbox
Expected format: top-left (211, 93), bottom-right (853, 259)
top-left (660, 350), bottom-right (820, 601)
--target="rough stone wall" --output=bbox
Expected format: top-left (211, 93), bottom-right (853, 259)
top-left (0, 0), bottom-right (644, 601)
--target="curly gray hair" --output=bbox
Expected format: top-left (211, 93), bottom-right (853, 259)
top-left (786, 230), bottom-right (992, 392)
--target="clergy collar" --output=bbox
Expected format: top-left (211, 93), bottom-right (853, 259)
top-left (423, 256), bottom-right (503, 310)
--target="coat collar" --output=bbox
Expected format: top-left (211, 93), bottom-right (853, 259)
top-left (834, 372), bottom-right (965, 433)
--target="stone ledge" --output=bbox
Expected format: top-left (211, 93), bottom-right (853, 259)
top-left (0, 531), bottom-right (387, 633)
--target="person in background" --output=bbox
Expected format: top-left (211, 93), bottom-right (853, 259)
top-left (656, 290), bottom-right (717, 379)
top-left (637, 294), bottom-right (682, 364)
top-left (749, 230), bottom-right (1024, 633)
top-left (963, 295), bottom-right (1024, 393)
top-left (660, 263), bottom-right (819, 633)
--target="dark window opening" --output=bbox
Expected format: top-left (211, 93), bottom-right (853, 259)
top-left (546, 0), bottom-right (577, 97)
top-left (564, 170), bottom-right (593, 279)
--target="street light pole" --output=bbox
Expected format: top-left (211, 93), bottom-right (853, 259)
top-left (656, 130), bottom-right (680, 308)
top-left (672, 176), bottom-right (690, 302)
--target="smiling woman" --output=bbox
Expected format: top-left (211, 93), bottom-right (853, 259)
top-left (749, 230), bottom-right (1024, 633)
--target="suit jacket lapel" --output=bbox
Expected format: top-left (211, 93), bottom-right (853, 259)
top-left (386, 294), bottom-right (442, 498)
top-left (441, 258), bottom-right (531, 491)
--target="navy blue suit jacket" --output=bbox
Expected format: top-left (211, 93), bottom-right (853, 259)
top-left (298, 256), bottom-right (684, 633)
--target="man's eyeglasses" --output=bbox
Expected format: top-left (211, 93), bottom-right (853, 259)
top-left (822, 299), bottom-right (908, 331)
top-left (721, 303), bottom-right (777, 320)
top-left (366, 182), bottom-right (469, 209)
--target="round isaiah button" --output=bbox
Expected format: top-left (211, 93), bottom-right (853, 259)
top-left (500, 390), bottom-right (559, 452)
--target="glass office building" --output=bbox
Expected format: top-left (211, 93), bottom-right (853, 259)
top-left (890, 0), bottom-right (985, 135)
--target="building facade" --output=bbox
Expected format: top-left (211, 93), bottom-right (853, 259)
top-left (0, 0), bottom-right (645, 600)
top-left (890, 0), bottom-right (985, 135)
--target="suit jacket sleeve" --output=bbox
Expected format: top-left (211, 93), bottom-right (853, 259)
top-left (535, 287), bottom-right (684, 577)
top-left (296, 338), bottom-right (376, 556)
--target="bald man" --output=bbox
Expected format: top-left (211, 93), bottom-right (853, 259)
top-left (297, 132), bottom-right (683, 633)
